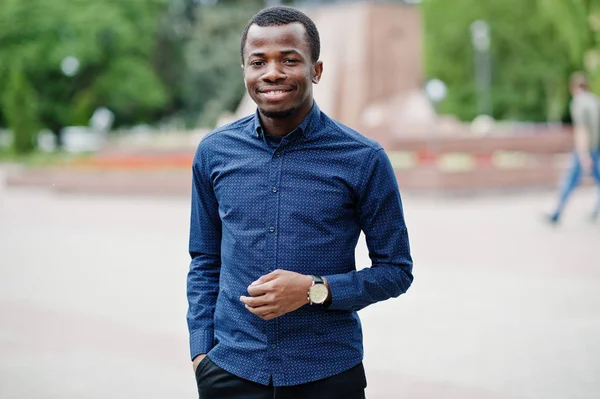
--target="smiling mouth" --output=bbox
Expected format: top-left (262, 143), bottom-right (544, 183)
top-left (259, 88), bottom-right (294, 101)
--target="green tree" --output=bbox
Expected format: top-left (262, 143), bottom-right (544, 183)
top-left (0, 0), bottom-right (169, 138)
top-left (181, 2), bottom-right (264, 127)
top-left (2, 64), bottom-right (40, 154)
top-left (536, 0), bottom-right (600, 92)
top-left (421, 0), bottom-right (588, 122)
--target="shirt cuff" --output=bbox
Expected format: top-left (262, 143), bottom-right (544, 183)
top-left (324, 272), bottom-right (356, 311)
top-left (190, 328), bottom-right (215, 360)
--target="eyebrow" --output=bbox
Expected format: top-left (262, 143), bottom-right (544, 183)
top-left (248, 49), bottom-right (302, 58)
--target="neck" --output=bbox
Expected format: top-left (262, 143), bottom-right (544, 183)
top-left (259, 101), bottom-right (313, 137)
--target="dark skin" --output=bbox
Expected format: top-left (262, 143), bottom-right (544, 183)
top-left (242, 22), bottom-right (323, 136)
top-left (193, 22), bottom-right (329, 372)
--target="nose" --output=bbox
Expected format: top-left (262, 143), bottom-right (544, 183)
top-left (262, 60), bottom-right (286, 82)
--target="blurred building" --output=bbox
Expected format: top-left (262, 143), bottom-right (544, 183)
top-left (233, 0), bottom-right (434, 145)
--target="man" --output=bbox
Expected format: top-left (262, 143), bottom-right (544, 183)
top-left (187, 6), bottom-right (413, 398)
top-left (548, 72), bottom-right (600, 224)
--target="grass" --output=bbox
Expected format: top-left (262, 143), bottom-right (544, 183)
top-left (0, 147), bottom-right (92, 167)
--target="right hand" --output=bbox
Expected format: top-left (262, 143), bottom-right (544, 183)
top-left (192, 354), bottom-right (207, 373)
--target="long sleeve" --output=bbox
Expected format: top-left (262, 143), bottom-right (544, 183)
top-left (325, 148), bottom-right (413, 312)
top-left (187, 143), bottom-right (222, 360)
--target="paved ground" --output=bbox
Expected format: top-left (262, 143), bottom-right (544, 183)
top-left (1, 167), bottom-right (599, 399)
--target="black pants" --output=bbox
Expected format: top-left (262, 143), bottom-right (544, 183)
top-left (195, 357), bottom-right (367, 399)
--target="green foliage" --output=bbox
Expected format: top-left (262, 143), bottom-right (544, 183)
top-left (2, 0), bottom-right (599, 136)
top-left (2, 64), bottom-right (40, 154)
top-left (181, 3), bottom-right (263, 127)
top-left (0, 0), bottom-right (169, 132)
top-left (93, 56), bottom-right (168, 120)
top-left (422, 0), bottom-right (598, 122)
top-left (536, 0), bottom-right (600, 92)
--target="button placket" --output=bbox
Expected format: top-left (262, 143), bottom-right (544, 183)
top-left (266, 142), bottom-right (284, 363)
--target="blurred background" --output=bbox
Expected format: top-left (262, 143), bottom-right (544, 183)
top-left (0, 0), bottom-right (599, 398)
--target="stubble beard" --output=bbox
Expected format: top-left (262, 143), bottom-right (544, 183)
top-left (259, 106), bottom-right (297, 120)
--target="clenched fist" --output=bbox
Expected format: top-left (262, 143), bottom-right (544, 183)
top-left (240, 269), bottom-right (313, 320)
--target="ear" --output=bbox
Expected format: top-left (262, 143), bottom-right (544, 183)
top-left (312, 61), bottom-right (323, 84)
top-left (241, 64), bottom-right (247, 89)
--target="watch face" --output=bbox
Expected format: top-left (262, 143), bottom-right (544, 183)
top-left (309, 283), bottom-right (328, 304)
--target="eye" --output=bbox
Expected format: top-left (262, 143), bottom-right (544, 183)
top-left (283, 59), bottom-right (299, 65)
top-left (250, 60), bottom-right (265, 67)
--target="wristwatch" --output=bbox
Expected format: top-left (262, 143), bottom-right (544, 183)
top-left (307, 275), bottom-right (329, 305)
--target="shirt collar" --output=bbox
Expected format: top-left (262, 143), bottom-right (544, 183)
top-left (253, 101), bottom-right (320, 140)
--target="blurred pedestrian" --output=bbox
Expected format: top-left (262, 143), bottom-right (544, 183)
top-left (186, 5), bottom-right (413, 399)
top-left (547, 72), bottom-right (600, 224)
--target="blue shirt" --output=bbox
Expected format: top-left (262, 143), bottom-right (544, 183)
top-left (187, 102), bottom-right (413, 387)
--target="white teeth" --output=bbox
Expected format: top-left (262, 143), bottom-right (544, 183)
top-left (265, 90), bottom-right (285, 95)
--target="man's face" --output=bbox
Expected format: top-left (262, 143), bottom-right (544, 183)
top-left (242, 23), bottom-right (322, 119)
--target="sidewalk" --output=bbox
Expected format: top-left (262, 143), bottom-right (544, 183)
top-left (0, 174), bottom-right (599, 398)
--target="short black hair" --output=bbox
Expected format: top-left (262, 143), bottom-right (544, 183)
top-left (240, 6), bottom-right (321, 64)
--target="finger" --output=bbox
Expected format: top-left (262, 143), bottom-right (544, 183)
top-left (247, 281), bottom-right (274, 296)
top-left (250, 270), bottom-right (280, 286)
top-left (261, 312), bottom-right (279, 321)
top-left (244, 303), bottom-right (277, 317)
top-left (240, 295), bottom-right (271, 307)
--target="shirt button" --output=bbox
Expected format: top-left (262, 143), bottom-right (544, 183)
top-left (269, 226), bottom-right (275, 233)
top-left (272, 187), bottom-right (277, 193)
top-left (275, 152), bottom-right (281, 157)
